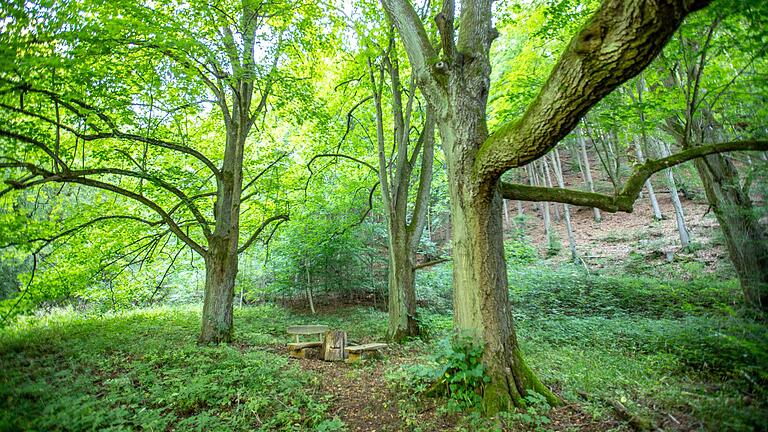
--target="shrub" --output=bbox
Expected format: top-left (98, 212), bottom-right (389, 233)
top-left (389, 333), bottom-right (490, 412)
top-left (504, 238), bottom-right (538, 266)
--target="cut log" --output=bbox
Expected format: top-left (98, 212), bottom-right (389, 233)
top-left (322, 330), bottom-right (347, 362)
top-left (346, 343), bottom-right (387, 363)
top-left (287, 341), bottom-right (322, 359)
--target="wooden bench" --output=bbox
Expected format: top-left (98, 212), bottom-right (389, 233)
top-left (287, 341), bottom-right (323, 359)
top-left (286, 325), bottom-right (329, 359)
top-left (345, 343), bottom-right (387, 363)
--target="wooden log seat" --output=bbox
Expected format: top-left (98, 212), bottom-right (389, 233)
top-left (345, 343), bottom-right (387, 363)
top-left (287, 341), bottom-right (322, 359)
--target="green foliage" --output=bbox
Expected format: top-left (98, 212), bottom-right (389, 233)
top-left (389, 333), bottom-right (490, 413)
top-left (504, 238), bottom-right (538, 266)
top-left (415, 262), bottom-right (453, 313)
top-left (511, 263), bottom-right (767, 431)
top-left (509, 264), bottom-right (741, 318)
top-left (0, 305), bottom-right (354, 431)
top-left (545, 232), bottom-right (561, 258)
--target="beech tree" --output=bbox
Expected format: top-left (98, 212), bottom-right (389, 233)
top-left (0, 0), bottom-right (326, 342)
top-left (381, 0), bottom-right (767, 410)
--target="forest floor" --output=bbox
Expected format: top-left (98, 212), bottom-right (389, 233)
top-left (1, 262), bottom-right (765, 431)
top-left (509, 189), bottom-right (734, 280)
top-left (1, 186), bottom-right (765, 430)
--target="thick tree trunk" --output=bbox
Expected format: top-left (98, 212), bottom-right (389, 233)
top-left (446, 160), bottom-right (557, 410)
top-left (200, 238), bottom-right (238, 343)
top-left (199, 127), bottom-right (246, 343)
top-left (694, 154), bottom-right (768, 312)
top-left (440, 98), bottom-right (558, 409)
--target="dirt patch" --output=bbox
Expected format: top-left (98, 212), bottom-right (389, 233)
top-left (290, 347), bottom-right (615, 431)
top-left (294, 353), bottom-right (402, 431)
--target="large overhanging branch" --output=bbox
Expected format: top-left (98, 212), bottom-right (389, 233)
top-left (0, 132), bottom-right (213, 237)
top-left (238, 214), bottom-right (289, 253)
top-left (1, 163), bottom-right (207, 256)
top-left (501, 140), bottom-right (768, 212)
top-left (0, 80), bottom-right (222, 178)
top-left (476, 0), bottom-right (711, 182)
top-left (0, 215), bottom-right (164, 252)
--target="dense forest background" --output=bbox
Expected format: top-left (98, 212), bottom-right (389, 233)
top-left (0, 0), bottom-right (766, 430)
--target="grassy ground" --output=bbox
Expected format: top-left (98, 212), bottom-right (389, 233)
top-left (1, 266), bottom-right (766, 431)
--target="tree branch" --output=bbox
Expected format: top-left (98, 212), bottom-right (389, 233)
top-left (501, 140), bottom-right (768, 212)
top-left (0, 82), bottom-right (221, 177)
top-left (238, 214), bottom-right (289, 253)
top-left (380, 0), bottom-right (445, 106)
top-left (414, 257), bottom-right (449, 270)
top-left (476, 0), bottom-right (711, 182)
top-left (1, 163), bottom-right (207, 256)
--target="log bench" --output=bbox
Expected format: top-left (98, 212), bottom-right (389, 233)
top-left (286, 325), bottom-right (329, 359)
top-left (287, 341), bottom-right (322, 359)
top-left (345, 343), bottom-right (387, 363)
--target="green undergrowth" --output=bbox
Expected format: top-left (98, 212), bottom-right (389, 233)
top-left (2, 265), bottom-right (766, 431)
top-left (506, 264), bottom-right (767, 431)
top-left (0, 305), bottom-right (363, 431)
top-left (508, 264), bottom-right (741, 318)
top-left (388, 264), bottom-right (766, 431)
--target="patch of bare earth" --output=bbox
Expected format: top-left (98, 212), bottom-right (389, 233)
top-left (290, 347), bottom-right (614, 431)
top-left (293, 351), bottom-right (401, 431)
top-left (511, 191), bottom-right (725, 270)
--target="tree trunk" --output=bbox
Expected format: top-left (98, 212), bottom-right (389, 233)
top-left (387, 225), bottom-right (418, 340)
top-left (445, 154), bottom-right (557, 410)
top-left (439, 83), bottom-right (559, 407)
top-left (656, 140), bottom-right (690, 247)
top-left (576, 127), bottom-right (602, 222)
top-left (542, 157), bottom-right (560, 222)
top-left (199, 125), bottom-right (246, 343)
top-left (694, 154), bottom-right (768, 312)
top-left (200, 238), bottom-right (238, 343)
top-left (552, 150), bottom-right (577, 262)
top-left (634, 141), bottom-right (664, 220)
top-left (503, 199), bottom-right (510, 227)
top-left (306, 262), bottom-right (316, 315)
top-left (536, 161), bottom-right (552, 241)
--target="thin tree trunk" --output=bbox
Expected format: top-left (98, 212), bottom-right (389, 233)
top-left (551, 150), bottom-right (577, 262)
top-left (656, 139), bottom-right (690, 247)
top-left (576, 127), bottom-right (602, 222)
top-left (526, 164), bottom-right (539, 212)
top-left (536, 161), bottom-right (552, 241)
top-left (503, 199), bottom-right (510, 227)
top-left (542, 157), bottom-right (560, 222)
top-left (634, 142), bottom-right (664, 220)
top-left (306, 261), bottom-right (316, 315)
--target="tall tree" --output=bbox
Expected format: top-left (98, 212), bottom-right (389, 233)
top-left (659, 9), bottom-right (768, 313)
top-left (309, 35), bottom-right (436, 340)
top-left (381, 0), bottom-right (766, 411)
top-left (0, 0), bottom-right (325, 341)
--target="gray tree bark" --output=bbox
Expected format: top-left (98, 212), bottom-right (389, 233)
top-left (382, 0), bottom-right (712, 411)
